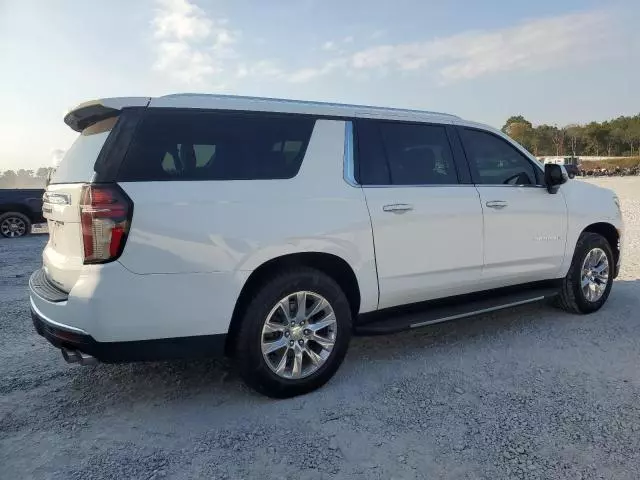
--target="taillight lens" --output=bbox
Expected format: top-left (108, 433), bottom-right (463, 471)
top-left (80, 184), bottom-right (132, 264)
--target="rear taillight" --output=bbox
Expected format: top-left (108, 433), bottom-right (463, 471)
top-left (80, 184), bottom-right (132, 264)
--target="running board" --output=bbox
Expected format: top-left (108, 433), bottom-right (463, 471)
top-left (354, 285), bottom-right (560, 336)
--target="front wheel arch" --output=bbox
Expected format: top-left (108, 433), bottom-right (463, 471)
top-left (581, 222), bottom-right (620, 275)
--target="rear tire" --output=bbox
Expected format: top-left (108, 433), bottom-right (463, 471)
top-left (556, 232), bottom-right (614, 314)
top-left (0, 212), bottom-right (31, 238)
top-left (234, 267), bottom-right (352, 398)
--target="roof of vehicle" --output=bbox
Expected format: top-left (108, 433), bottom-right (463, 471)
top-left (64, 94), bottom-right (461, 130)
top-left (151, 93), bottom-right (460, 122)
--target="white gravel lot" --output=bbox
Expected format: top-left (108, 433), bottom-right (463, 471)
top-left (1, 177), bottom-right (639, 480)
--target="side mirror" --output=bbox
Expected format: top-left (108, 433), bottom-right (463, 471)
top-left (545, 164), bottom-right (568, 194)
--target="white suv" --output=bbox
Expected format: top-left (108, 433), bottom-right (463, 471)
top-left (30, 94), bottom-right (623, 397)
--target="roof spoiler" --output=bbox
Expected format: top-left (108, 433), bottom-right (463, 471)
top-left (64, 97), bottom-right (151, 132)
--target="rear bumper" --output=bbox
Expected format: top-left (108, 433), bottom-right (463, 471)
top-left (29, 269), bottom-right (227, 363)
top-left (31, 305), bottom-right (227, 363)
top-left (29, 263), bottom-right (240, 342)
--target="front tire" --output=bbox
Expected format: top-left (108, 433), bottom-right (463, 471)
top-left (234, 267), bottom-right (352, 398)
top-left (0, 212), bottom-right (31, 238)
top-left (557, 232), bottom-right (614, 314)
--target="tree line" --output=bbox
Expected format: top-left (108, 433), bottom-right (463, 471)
top-left (0, 168), bottom-right (55, 189)
top-left (502, 114), bottom-right (640, 157)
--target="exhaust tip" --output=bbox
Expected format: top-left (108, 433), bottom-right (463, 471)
top-left (61, 348), bottom-right (97, 366)
top-left (61, 347), bottom-right (80, 363)
top-left (78, 351), bottom-right (98, 366)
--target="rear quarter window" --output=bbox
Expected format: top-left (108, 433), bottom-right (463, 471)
top-left (49, 116), bottom-right (118, 184)
top-left (117, 111), bottom-right (316, 181)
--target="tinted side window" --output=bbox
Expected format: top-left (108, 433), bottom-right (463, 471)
top-left (461, 129), bottom-right (537, 186)
top-left (380, 123), bottom-right (458, 185)
top-left (51, 116), bottom-right (119, 184)
top-left (356, 120), bottom-right (391, 185)
top-left (118, 111), bottom-right (315, 181)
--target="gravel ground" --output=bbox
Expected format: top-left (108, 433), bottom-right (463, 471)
top-left (1, 177), bottom-right (639, 480)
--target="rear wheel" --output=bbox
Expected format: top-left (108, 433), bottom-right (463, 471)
top-left (557, 232), bottom-right (614, 314)
top-left (0, 212), bottom-right (31, 238)
top-left (234, 267), bottom-right (352, 398)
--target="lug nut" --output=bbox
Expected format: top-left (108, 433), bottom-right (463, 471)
top-left (298, 339), bottom-right (304, 345)
top-left (304, 329), bottom-right (310, 336)
top-left (289, 340), bottom-right (294, 347)
top-left (300, 320), bottom-right (305, 326)
top-left (284, 330), bottom-right (290, 337)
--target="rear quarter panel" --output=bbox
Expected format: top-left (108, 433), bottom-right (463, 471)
top-left (117, 120), bottom-right (379, 313)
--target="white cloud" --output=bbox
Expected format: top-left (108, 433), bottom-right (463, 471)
top-left (152, 0), bottom-right (212, 41)
top-left (349, 11), bottom-right (610, 82)
top-left (321, 36), bottom-right (354, 52)
top-left (236, 60), bottom-right (284, 80)
top-left (151, 0), bottom-right (238, 86)
top-left (286, 58), bottom-right (348, 83)
top-left (322, 41), bottom-right (335, 51)
top-left (150, 5), bottom-right (615, 89)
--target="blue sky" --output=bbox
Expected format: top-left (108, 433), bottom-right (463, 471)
top-left (1, 0), bottom-right (639, 170)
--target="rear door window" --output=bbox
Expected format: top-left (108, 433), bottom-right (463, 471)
top-left (381, 122), bottom-right (458, 185)
top-left (356, 120), bottom-right (459, 185)
top-left (118, 111), bottom-right (315, 181)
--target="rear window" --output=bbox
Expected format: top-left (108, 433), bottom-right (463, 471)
top-left (50, 116), bottom-right (118, 184)
top-left (117, 111), bottom-right (316, 181)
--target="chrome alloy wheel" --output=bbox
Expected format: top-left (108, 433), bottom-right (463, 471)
top-left (580, 247), bottom-right (609, 302)
top-left (261, 291), bottom-right (337, 379)
top-left (0, 216), bottom-right (27, 237)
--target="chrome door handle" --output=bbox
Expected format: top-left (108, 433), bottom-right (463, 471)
top-left (486, 200), bottom-right (508, 209)
top-left (383, 203), bottom-right (413, 213)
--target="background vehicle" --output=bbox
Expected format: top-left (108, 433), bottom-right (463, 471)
top-left (540, 156), bottom-right (581, 178)
top-left (30, 95), bottom-right (623, 397)
top-left (0, 189), bottom-right (44, 238)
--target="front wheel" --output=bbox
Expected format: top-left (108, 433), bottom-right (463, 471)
top-left (557, 232), bottom-right (614, 314)
top-left (0, 212), bottom-right (31, 238)
top-left (234, 268), bottom-right (352, 398)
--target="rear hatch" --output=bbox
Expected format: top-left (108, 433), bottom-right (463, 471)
top-left (42, 98), bottom-right (148, 292)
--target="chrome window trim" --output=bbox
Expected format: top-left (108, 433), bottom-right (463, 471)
top-left (361, 184), bottom-right (475, 188)
top-left (343, 121), bottom-right (358, 187)
top-left (474, 184), bottom-right (547, 189)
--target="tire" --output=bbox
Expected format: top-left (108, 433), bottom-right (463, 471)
top-left (556, 232), bottom-right (614, 314)
top-left (0, 212), bottom-right (31, 238)
top-left (234, 267), bottom-right (352, 398)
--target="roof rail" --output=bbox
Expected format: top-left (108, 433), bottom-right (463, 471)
top-left (157, 93), bottom-right (459, 119)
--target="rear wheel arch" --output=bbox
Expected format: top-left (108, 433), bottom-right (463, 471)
top-left (225, 252), bottom-right (361, 356)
